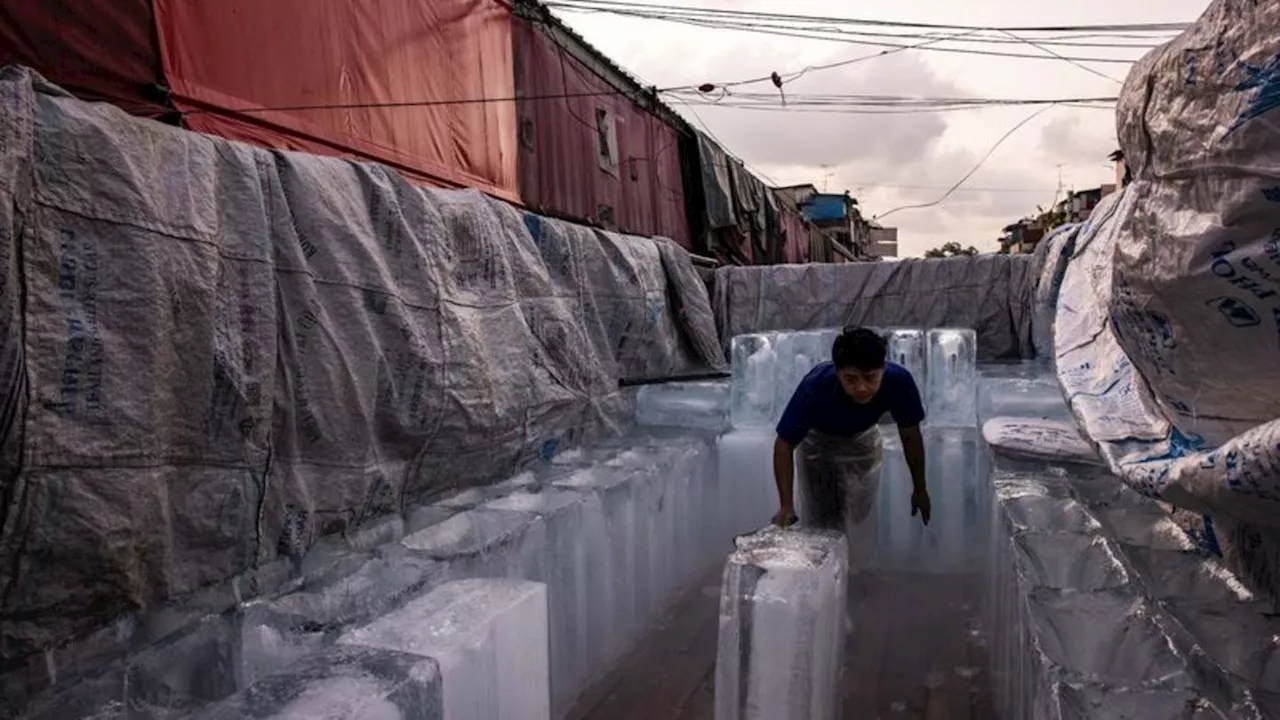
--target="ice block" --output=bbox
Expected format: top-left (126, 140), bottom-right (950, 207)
top-left (717, 428), bottom-right (783, 539)
top-left (730, 333), bottom-right (778, 428)
top-left (771, 330), bottom-right (829, 423)
top-left (636, 380), bottom-right (732, 431)
top-left (977, 373), bottom-right (1070, 424)
top-left (481, 490), bottom-right (607, 717)
top-left (925, 328), bottom-right (977, 427)
top-left (190, 644), bottom-right (444, 720)
top-left (882, 327), bottom-right (927, 401)
top-left (339, 578), bottom-right (550, 720)
top-left (714, 527), bottom-right (848, 720)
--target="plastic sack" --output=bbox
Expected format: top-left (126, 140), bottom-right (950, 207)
top-left (1028, 223), bottom-right (1080, 362)
top-left (1054, 0), bottom-right (1280, 532)
top-left (796, 426), bottom-right (883, 570)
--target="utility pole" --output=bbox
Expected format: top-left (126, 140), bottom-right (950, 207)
top-left (820, 165), bottom-right (833, 192)
top-left (1050, 164), bottom-right (1065, 209)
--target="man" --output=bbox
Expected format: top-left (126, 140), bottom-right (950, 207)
top-left (770, 326), bottom-right (931, 571)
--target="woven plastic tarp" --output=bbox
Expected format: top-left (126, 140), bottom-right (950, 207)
top-left (0, 66), bottom-right (724, 665)
top-left (711, 254), bottom-right (1037, 361)
top-left (1052, 0), bottom-right (1280, 569)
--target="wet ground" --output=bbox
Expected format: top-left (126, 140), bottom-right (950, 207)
top-left (568, 566), bottom-right (995, 720)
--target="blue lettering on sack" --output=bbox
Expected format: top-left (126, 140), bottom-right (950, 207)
top-left (539, 437), bottom-right (560, 461)
top-left (1227, 52), bottom-right (1280, 136)
top-left (523, 212), bottom-right (543, 244)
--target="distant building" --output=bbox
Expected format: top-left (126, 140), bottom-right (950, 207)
top-left (1000, 182), bottom-right (1116, 254)
top-left (1066, 185), bottom-right (1114, 223)
top-left (868, 224), bottom-right (898, 258)
top-left (775, 188), bottom-right (875, 262)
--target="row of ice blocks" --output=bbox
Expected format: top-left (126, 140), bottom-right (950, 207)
top-left (14, 431), bottom-right (744, 720)
top-left (714, 527), bottom-right (848, 720)
top-left (20, 427), bottom-right (752, 717)
top-left (986, 459), bottom-right (1280, 719)
top-left (196, 579), bottom-right (549, 720)
top-left (728, 327), bottom-right (980, 430)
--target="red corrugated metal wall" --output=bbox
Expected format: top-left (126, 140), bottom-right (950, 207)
top-left (154, 0), bottom-right (519, 201)
top-left (780, 206), bottom-right (812, 264)
top-left (0, 0), bottom-right (165, 116)
top-left (512, 18), bottom-right (691, 248)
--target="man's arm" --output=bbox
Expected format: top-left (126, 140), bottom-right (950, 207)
top-left (772, 437), bottom-right (797, 525)
top-left (771, 386), bottom-right (811, 526)
top-left (898, 423), bottom-right (931, 524)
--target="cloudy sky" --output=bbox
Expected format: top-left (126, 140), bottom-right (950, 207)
top-left (551, 0), bottom-right (1211, 257)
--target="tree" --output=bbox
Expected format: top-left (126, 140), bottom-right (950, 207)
top-left (924, 241), bottom-right (980, 258)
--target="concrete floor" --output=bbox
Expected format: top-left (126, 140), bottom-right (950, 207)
top-left (567, 566), bottom-right (997, 720)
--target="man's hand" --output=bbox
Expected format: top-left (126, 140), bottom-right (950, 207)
top-left (772, 505), bottom-right (798, 527)
top-left (910, 489), bottom-right (931, 526)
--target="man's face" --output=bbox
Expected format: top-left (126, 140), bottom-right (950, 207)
top-left (836, 366), bottom-right (884, 404)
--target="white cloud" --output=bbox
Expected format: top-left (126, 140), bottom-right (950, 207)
top-left (553, 0), bottom-right (1211, 256)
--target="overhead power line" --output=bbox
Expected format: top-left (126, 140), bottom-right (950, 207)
top-left (842, 182), bottom-right (1060, 194)
top-left (544, 0), bottom-right (1192, 34)
top-left (874, 104), bottom-right (1059, 220)
top-left (549, 7), bottom-right (1159, 66)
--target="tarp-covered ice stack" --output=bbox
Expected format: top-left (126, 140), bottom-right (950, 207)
top-left (1051, 0), bottom-right (1280, 596)
top-left (988, 460), bottom-right (1280, 718)
top-left (0, 66), bottom-right (726, 710)
top-left (711, 254), bottom-right (1038, 360)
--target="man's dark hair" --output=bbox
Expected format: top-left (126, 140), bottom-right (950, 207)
top-left (832, 326), bottom-right (887, 370)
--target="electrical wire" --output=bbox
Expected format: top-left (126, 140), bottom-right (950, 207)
top-left (544, 0), bottom-right (1191, 34)
top-left (550, 8), bottom-right (1155, 66)
top-left (873, 104), bottom-right (1058, 221)
top-left (840, 182), bottom-right (1060, 194)
top-left (665, 93), bottom-right (781, 187)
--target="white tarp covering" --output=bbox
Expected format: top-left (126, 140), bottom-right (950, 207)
top-left (711, 254), bottom-right (1037, 361)
top-left (0, 67), bottom-right (724, 667)
top-left (1054, 0), bottom-right (1280, 542)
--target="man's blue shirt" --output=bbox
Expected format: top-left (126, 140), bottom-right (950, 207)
top-left (775, 362), bottom-right (925, 445)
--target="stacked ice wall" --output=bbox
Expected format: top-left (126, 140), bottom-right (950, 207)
top-left (987, 459), bottom-right (1280, 718)
top-left (12, 432), bottom-right (732, 719)
top-left (709, 255), bottom-right (1037, 360)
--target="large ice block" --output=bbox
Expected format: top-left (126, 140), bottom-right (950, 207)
top-left (977, 372), bottom-right (1070, 424)
top-left (730, 333), bottom-right (778, 428)
top-left (874, 428), bottom-right (987, 573)
top-left (636, 379), bottom-right (732, 431)
top-left (339, 578), bottom-right (550, 720)
top-left (481, 489), bottom-right (607, 717)
top-left (882, 327), bottom-right (926, 400)
top-left (718, 428), bottom-right (782, 539)
top-left (191, 644), bottom-right (444, 720)
top-left (714, 527), bottom-right (848, 720)
top-left (925, 328), bottom-right (977, 427)
top-left (771, 330), bottom-right (830, 422)
top-left (400, 508), bottom-right (547, 581)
